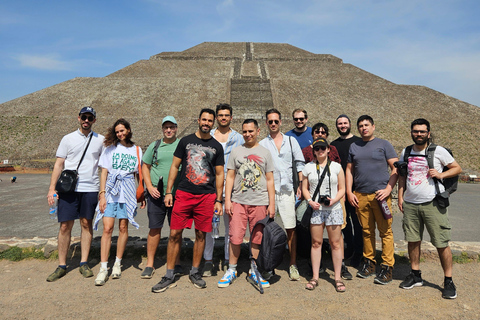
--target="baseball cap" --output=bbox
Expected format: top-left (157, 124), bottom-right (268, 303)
top-left (162, 116), bottom-right (177, 125)
top-left (79, 106), bottom-right (96, 118)
top-left (312, 138), bottom-right (329, 148)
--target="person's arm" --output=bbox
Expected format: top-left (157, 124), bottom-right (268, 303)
top-left (327, 167), bottom-right (345, 206)
top-left (302, 169), bottom-right (320, 211)
top-left (397, 175), bottom-right (406, 213)
top-left (98, 168), bottom-right (108, 213)
top-left (292, 139), bottom-right (306, 198)
top-left (375, 157), bottom-right (399, 201)
top-left (142, 163), bottom-right (161, 199)
top-left (345, 162), bottom-right (358, 208)
top-left (164, 156), bottom-right (182, 207)
top-left (266, 171), bottom-right (276, 218)
top-left (224, 169), bottom-right (235, 216)
top-left (214, 165), bottom-right (225, 215)
top-left (47, 157), bottom-right (65, 205)
top-left (429, 160), bottom-right (462, 180)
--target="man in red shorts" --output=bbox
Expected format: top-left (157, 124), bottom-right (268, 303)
top-left (152, 108), bottom-right (224, 293)
top-left (217, 119), bottom-right (275, 288)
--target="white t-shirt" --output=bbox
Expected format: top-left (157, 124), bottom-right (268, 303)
top-left (56, 130), bottom-right (104, 192)
top-left (99, 144), bottom-right (142, 203)
top-left (400, 145), bottom-right (454, 204)
top-left (302, 161), bottom-right (342, 211)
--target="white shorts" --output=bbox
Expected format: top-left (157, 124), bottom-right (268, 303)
top-left (275, 190), bottom-right (296, 229)
top-left (311, 208), bottom-right (343, 226)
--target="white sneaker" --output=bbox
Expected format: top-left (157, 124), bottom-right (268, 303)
top-left (95, 268), bottom-right (109, 286)
top-left (112, 262), bottom-right (122, 279)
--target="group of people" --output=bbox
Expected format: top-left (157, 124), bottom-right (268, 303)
top-left (46, 104), bottom-right (461, 299)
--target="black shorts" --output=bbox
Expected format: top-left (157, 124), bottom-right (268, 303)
top-left (147, 192), bottom-right (172, 229)
top-left (57, 192), bottom-right (98, 223)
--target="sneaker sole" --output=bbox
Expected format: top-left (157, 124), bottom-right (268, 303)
top-left (356, 272), bottom-right (375, 279)
top-left (111, 274), bottom-right (121, 279)
top-left (218, 279), bottom-right (235, 288)
top-left (442, 293), bottom-right (457, 299)
top-left (95, 277), bottom-right (109, 286)
top-left (190, 281), bottom-right (207, 289)
top-left (399, 282), bottom-right (423, 290)
top-left (152, 282), bottom-right (177, 293)
top-left (141, 273), bottom-right (154, 279)
top-left (202, 271), bottom-right (212, 277)
top-left (341, 273), bottom-right (353, 280)
top-left (374, 278), bottom-right (392, 285)
top-left (247, 276), bottom-right (270, 288)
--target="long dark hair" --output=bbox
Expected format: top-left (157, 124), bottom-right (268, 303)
top-left (104, 118), bottom-right (134, 147)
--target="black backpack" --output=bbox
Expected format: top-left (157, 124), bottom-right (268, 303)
top-left (404, 143), bottom-right (458, 195)
top-left (249, 217), bottom-right (287, 293)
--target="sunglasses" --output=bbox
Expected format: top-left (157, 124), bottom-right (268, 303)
top-left (411, 130), bottom-right (428, 135)
top-left (80, 115), bottom-right (95, 121)
top-left (314, 130), bottom-right (327, 135)
top-left (293, 117), bottom-right (305, 121)
top-left (313, 146), bottom-right (327, 151)
top-left (268, 120), bottom-right (280, 125)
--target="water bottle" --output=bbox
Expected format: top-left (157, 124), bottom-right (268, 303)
top-left (49, 194), bottom-right (58, 220)
top-left (212, 212), bottom-right (220, 239)
top-left (377, 198), bottom-right (392, 220)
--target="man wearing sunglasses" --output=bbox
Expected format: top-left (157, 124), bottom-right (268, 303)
top-left (46, 106), bottom-right (104, 282)
top-left (260, 108), bottom-right (305, 281)
top-left (285, 109), bottom-right (312, 149)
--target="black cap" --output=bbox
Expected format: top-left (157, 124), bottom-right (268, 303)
top-left (312, 138), bottom-right (329, 148)
top-left (79, 106), bottom-right (96, 118)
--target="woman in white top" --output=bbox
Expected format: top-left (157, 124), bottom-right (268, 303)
top-left (94, 118), bottom-right (144, 286)
top-left (302, 138), bottom-right (346, 292)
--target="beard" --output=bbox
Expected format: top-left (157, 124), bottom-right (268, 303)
top-left (337, 126), bottom-right (350, 136)
top-left (412, 135), bottom-right (429, 146)
top-left (199, 124), bottom-right (211, 134)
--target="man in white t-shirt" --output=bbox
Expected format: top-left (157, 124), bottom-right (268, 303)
top-left (398, 118), bottom-right (461, 299)
top-left (46, 107), bottom-right (104, 282)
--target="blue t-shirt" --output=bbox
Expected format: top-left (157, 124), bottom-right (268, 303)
top-left (285, 127), bottom-right (312, 150)
top-left (347, 137), bottom-right (397, 193)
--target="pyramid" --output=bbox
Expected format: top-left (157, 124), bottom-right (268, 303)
top-left (1, 42), bottom-right (479, 172)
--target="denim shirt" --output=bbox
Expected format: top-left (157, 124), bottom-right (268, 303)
top-left (259, 133), bottom-right (305, 192)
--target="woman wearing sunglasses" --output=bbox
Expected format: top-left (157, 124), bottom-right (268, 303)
top-left (93, 118), bottom-right (145, 286)
top-left (302, 138), bottom-right (346, 292)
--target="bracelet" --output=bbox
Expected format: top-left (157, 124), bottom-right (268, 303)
top-left (98, 190), bottom-right (106, 195)
top-left (165, 192), bottom-right (172, 195)
top-left (215, 199), bottom-right (223, 204)
top-left (307, 198), bottom-right (312, 202)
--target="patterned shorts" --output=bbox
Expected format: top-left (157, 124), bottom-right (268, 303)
top-left (310, 208), bottom-right (344, 226)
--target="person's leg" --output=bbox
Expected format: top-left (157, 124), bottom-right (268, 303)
top-left (438, 246), bottom-right (453, 277)
top-left (192, 229), bottom-right (206, 269)
top-left (146, 228), bottom-right (161, 268)
top-left (57, 220), bottom-right (75, 265)
top-left (354, 192), bottom-right (376, 263)
top-left (79, 218), bottom-right (93, 263)
top-left (310, 224), bottom-right (324, 281)
top-left (100, 217), bottom-right (115, 263)
top-left (374, 196), bottom-right (395, 267)
top-left (327, 225), bottom-right (343, 281)
top-left (116, 219), bottom-right (129, 259)
top-left (166, 229), bottom-right (183, 270)
top-left (408, 241), bottom-right (422, 270)
top-left (223, 211), bottom-right (230, 261)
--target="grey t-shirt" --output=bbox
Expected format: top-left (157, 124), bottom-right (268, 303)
top-left (227, 144), bottom-right (275, 206)
top-left (347, 137), bottom-right (397, 193)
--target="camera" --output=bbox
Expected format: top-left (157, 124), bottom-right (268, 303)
top-left (394, 161), bottom-right (408, 177)
top-left (319, 195), bottom-right (330, 206)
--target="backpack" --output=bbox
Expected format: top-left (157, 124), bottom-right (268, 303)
top-left (404, 143), bottom-right (458, 195)
top-left (249, 217), bottom-right (287, 293)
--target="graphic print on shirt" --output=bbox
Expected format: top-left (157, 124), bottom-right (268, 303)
top-left (407, 156), bottom-right (429, 187)
top-left (185, 143), bottom-right (217, 185)
top-left (112, 152), bottom-right (138, 172)
top-left (238, 154), bottom-right (264, 192)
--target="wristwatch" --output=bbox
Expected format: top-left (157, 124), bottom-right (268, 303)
top-left (215, 199), bottom-right (223, 204)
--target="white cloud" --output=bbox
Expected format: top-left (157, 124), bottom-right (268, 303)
top-left (15, 54), bottom-right (73, 71)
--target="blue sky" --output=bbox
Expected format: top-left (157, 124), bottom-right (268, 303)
top-left (1, 0), bottom-right (479, 106)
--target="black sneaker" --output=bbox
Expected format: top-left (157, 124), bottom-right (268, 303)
top-left (141, 267), bottom-right (155, 279)
top-left (152, 276), bottom-right (177, 293)
top-left (442, 279), bottom-right (457, 299)
top-left (341, 264), bottom-right (353, 280)
top-left (174, 265), bottom-right (184, 276)
top-left (202, 262), bottom-right (213, 277)
top-left (374, 264), bottom-right (393, 285)
top-left (399, 272), bottom-right (423, 289)
top-left (189, 272), bottom-right (207, 289)
top-left (357, 258), bottom-right (375, 279)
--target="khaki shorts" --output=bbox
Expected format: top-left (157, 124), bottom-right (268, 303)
top-left (275, 190), bottom-right (296, 229)
top-left (402, 199), bottom-right (451, 248)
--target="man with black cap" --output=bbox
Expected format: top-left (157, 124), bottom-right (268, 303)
top-left (140, 116), bottom-right (183, 279)
top-left (330, 114), bottom-right (363, 267)
top-left (46, 106), bottom-right (104, 282)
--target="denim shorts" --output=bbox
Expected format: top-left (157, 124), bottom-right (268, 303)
top-left (104, 202), bottom-right (129, 220)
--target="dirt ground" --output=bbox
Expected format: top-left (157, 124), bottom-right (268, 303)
top-left (1, 255), bottom-right (479, 320)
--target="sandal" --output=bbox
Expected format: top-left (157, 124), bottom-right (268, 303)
top-left (335, 280), bottom-right (346, 293)
top-left (305, 279), bottom-right (319, 290)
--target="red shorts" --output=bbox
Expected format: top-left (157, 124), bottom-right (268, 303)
top-left (170, 190), bottom-right (216, 233)
top-left (229, 202), bottom-right (267, 245)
